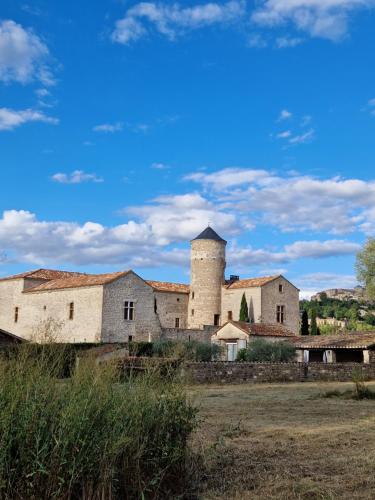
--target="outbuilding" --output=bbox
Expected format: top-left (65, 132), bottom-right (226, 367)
top-left (292, 333), bottom-right (375, 364)
top-left (211, 321), bottom-right (295, 361)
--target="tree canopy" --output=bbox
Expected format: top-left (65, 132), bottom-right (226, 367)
top-left (356, 238), bottom-right (375, 300)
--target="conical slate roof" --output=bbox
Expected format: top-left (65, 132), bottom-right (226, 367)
top-left (192, 226), bottom-right (227, 243)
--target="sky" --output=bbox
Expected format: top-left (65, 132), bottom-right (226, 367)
top-left (0, 0), bottom-right (375, 298)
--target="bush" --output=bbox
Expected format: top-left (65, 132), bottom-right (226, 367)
top-left (0, 344), bottom-right (197, 499)
top-left (237, 339), bottom-right (296, 362)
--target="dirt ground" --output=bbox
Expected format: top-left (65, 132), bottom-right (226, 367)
top-left (188, 381), bottom-right (375, 500)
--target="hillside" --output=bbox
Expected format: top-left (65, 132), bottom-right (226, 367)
top-left (300, 292), bottom-right (375, 332)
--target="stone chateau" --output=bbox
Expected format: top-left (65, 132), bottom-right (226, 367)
top-left (0, 227), bottom-right (300, 343)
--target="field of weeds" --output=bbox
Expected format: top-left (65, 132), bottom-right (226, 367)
top-left (189, 381), bottom-right (375, 499)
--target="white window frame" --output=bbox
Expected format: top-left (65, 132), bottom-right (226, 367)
top-left (124, 301), bottom-right (135, 321)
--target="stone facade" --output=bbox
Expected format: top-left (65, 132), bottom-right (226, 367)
top-left (154, 291), bottom-right (188, 329)
top-left (0, 277), bottom-right (104, 343)
top-left (101, 273), bottom-right (161, 343)
top-left (221, 286), bottom-right (262, 324)
top-left (261, 277), bottom-right (300, 334)
top-left (188, 238), bottom-right (226, 329)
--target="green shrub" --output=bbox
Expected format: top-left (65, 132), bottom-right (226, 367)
top-left (194, 342), bottom-right (221, 362)
top-left (0, 344), bottom-right (197, 499)
top-left (237, 339), bottom-right (296, 362)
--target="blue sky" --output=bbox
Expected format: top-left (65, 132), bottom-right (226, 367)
top-left (1, 0), bottom-right (375, 297)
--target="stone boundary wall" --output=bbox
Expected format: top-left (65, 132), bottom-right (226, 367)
top-left (184, 361), bottom-right (375, 384)
top-left (161, 325), bottom-right (218, 343)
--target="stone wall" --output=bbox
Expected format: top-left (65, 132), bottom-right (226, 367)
top-left (221, 287), bottom-right (262, 324)
top-left (101, 272), bottom-right (161, 343)
top-left (185, 360), bottom-right (375, 384)
top-left (261, 277), bottom-right (300, 335)
top-left (154, 291), bottom-right (188, 329)
top-left (161, 325), bottom-right (218, 343)
top-left (0, 278), bottom-right (104, 343)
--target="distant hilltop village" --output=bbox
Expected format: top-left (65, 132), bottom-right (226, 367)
top-left (0, 227), bottom-right (300, 343)
top-left (311, 287), bottom-right (366, 302)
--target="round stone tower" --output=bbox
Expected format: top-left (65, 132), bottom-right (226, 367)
top-left (187, 226), bottom-right (227, 329)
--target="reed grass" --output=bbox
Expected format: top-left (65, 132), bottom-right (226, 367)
top-left (0, 344), bottom-right (196, 499)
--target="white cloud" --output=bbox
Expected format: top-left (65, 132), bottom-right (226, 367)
top-left (275, 36), bottom-right (303, 48)
top-left (252, 0), bottom-right (374, 41)
top-left (151, 162), bottom-right (170, 170)
top-left (228, 239), bottom-right (360, 268)
top-left (296, 272), bottom-right (358, 298)
top-left (93, 122), bottom-right (123, 133)
top-left (112, 1), bottom-right (246, 44)
top-left (186, 167), bottom-right (375, 234)
top-left (276, 130), bottom-right (292, 139)
top-left (278, 109), bottom-right (292, 121)
top-left (0, 20), bottom-right (55, 85)
top-left (51, 171), bottom-right (104, 184)
top-left (288, 128), bottom-right (315, 144)
top-left (0, 107), bottom-right (58, 131)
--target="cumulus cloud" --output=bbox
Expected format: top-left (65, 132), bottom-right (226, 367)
top-left (185, 167), bottom-right (375, 234)
top-left (252, 0), bottom-right (374, 41)
top-left (0, 107), bottom-right (58, 131)
top-left (151, 162), bottom-right (170, 170)
top-left (0, 206), bottom-right (361, 271)
top-left (296, 272), bottom-right (359, 298)
top-left (51, 171), bottom-right (104, 184)
top-left (228, 239), bottom-right (360, 268)
top-left (0, 20), bottom-right (55, 85)
top-left (111, 1), bottom-right (246, 44)
top-left (93, 122), bottom-right (123, 133)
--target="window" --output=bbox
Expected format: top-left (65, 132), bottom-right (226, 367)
top-left (192, 291), bottom-right (195, 299)
top-left (276, 305), bottom-right (285, 324)
top-left (128, 335), bottom-right (133, 343)
top-left (14, 307), bottom-right (19, 323)
top-left (175, 318), bottom-right (180, 328)
top-left (191, 309), bottom-right (194, 316)
top-left (124, 301), bottom-right (135, 321)
top-left (228, 311), bottom-right (233, 321)
top-left (43, 305), bottom-right (47, 311)
top-left (154, 298), bottom-right (157, 314)
top-left (69, 302), bottom-right (74, 320)
top-left (177, 298), bottom-right (180, 302)
top-left (279, 284), bottom-right (284, 293)
top-left (214, 314), bottom-right (220, 326)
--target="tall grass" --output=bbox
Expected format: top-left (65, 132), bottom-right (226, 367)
top-left (0, 345), bottom-right (196, 499)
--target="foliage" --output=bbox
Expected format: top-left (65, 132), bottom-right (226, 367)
top-left (356, 238), bottom-right (375, 300)
top-left (239, 293), bottom-right (249, 322)
top-left (152, 340), bottom-right (221, 362)
top-left (237, 339), bottom-right (296, 362)
top-left (310, 309), bottom-right (318, 336)
top-left (301, 310), bottom-right (309, 336)
top-left (0, 345), bottom-right (197, 499)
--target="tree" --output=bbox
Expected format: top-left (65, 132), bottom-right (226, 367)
top-left (356, 238), bottom-right (375, 300)
top-left (310, 309), bottom-right (318, 336)
top-left (301, 310), bottom-right (309, 336)
top-left (239, 293), bottom-right (249, 322)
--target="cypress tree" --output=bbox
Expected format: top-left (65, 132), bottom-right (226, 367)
top-left (301, 310), bottom-right (309, 336)
top-left (310, 309), bottom-right (318, 336)
top-left (239, 293), bottom-right (249, 322)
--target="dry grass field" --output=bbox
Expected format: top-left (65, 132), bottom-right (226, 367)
top-left (188, 381), bottom-right (375, 500)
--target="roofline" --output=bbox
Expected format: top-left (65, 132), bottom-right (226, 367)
top-left (263, 275), bottom-right (300, 291)
top-left (24, 270), bottom-right (132, 294)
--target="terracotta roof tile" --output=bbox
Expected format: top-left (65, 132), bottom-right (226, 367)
top-left (24, 271), bottom-right (130, 293)
top-left (225, 276), bottom-right (279, 289)
top-left (146, 280), bottom-right (190, 294)
top-left (291, 333), bottom-right (375, 349)
top-left (0, 268), bottom-right (86, 282)
top-left (226, 321), bottom-right (295, 337)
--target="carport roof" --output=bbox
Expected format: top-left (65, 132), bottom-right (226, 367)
top-left (292, 333), bottom-right (375, 349)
